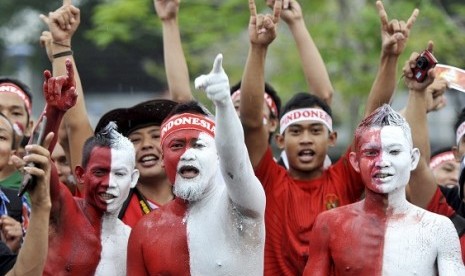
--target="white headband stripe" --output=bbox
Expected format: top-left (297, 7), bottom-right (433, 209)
top-left (456, 121), bottom-right (465, 145)
top-left (279, 108), bottom-right (332, 134)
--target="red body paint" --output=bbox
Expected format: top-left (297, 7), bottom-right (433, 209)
top-left (127, 198), bottom-right (189, 275)
top-left (44, 147), bottom-right (113, 274)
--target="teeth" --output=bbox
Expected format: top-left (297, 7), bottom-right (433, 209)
top-left (100, 193), bottom-right (115, 200)
top-left (141, 155), bottom-right (157, 162)
top-left (375, 173), bottom-right (390, 178)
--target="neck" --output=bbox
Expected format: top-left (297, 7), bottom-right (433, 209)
top-left (137, 176), bottom-right (174, 205)
top-left (363, 187), bottom-right (409, 216)
top-left (0, 165), bottom-right (18, 181)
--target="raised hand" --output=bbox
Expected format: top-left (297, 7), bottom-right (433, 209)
top-left (155, 0), bottom-right (180, 21)
top-left (40, 0), bottom-right (80, 45)
top-left (194, 54), bottom-right (230, 104)
top-left (267, 0), bottom-right (302, 25)
top-left (377, 1), bottom-right (418, 56)
top-left (249, 0), bottom-right (282, 46)
top-left (40, 31), bottom-right (54, 62)
top-left (402, 42), bottom-right (436, 92)
top-left (43, 59), bottom-right (77, 111)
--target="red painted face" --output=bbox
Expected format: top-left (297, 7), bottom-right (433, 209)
top-left (83, 146), bottom-right (112, 212)
top-left (162, 129), bottom-right (205, 184)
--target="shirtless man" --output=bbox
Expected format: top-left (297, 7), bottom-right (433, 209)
top-left (303, 104), bottom-right (465, 275)
top-left (127, 54), bottom-right (265, 275)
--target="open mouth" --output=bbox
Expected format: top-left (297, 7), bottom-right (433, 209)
top-left (139, 154), bottom-right (159, 167)
top-left (100, 193), bottom-right (116, 200)
top-left (298, 149), bottom-right (315, 162)
top-left (373, 172), bottom-right (393, 180)
top-left (179, 165), bottom-right (200, 179)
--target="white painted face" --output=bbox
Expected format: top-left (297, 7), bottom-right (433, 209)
top-left (105, 148), bottom-right (139, 214)
top-left (353, 126), bottom-right (419, 194)
top-left (171, 132), bottom-right (218, 202)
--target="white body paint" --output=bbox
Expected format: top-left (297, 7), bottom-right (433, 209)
top-left (182, 54), bottom-right (266, 275)
top-left (370, 126), bottom-right (464, 274)
top-left (95, 215), bottom-right (131, 276)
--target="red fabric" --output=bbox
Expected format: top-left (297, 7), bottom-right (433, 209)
top-left (127, 198), bottom-right (189, 275)
top-left (427, 187), bottom-right (465, 263)
top-left (121, 192), bottom-right (160, 228)
top-left (255, 147), bottom-right (364, 275)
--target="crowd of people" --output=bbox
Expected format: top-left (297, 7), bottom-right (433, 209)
top-left (1, 0), bottom-right (465, 275)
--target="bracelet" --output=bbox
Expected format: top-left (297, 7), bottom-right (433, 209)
top-left (53, 41), bottom-right (71, 48)
top-left (52, 50), bottom-right (73, 59)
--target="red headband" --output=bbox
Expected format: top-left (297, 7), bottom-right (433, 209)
top-left (0, 83), bottom-right (32, 115)
top-left (430, 151), bottom-right (456, 170)
top-left (231, 90), bottom-right (278, 117)
top-left (160, 113), bottom-right (215, 146)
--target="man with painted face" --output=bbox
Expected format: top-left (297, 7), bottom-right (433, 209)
top-left (127, 54), bottom-right (266, 275)
top-left (303, 104), bottom-right (465, 275)
top-left (43, 122), bottom-right (139, 275)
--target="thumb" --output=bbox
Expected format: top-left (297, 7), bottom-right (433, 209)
top-left (211, 54), bottom-right (224, 74)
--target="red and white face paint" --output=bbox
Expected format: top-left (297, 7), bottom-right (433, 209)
top-left (355, 126), bottom-right (417, 194)
top-left (161, 114), bottom-right (218, 201)
top-left (83, 146), bottom-right (137, 213)
top-left (279, 108), bottom-right (332, 134)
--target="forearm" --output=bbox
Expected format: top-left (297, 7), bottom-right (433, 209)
top-left (365, 54), bottom-right (398, 117)
top-left (162, 19), bottom-right (192, 103)
top-left (288, 19), bottom-right (333, 105)
top-left (7, 207), bottom-right (50, 276)
top-left (240, 44), bottom-right (268, 128)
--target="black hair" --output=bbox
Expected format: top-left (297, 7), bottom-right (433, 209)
top-left (280, 92), bottom-right (332, 120)
top-left (230, 81), bottom-right (282, 119)
top-left (81, 122), bottom-right (127, 169)
top-left (0, 77), bottom-right (33, 123)
top-left (0, 112), bottom-right (16, 149)
top-left (164, 101), bottom-right (211, 123)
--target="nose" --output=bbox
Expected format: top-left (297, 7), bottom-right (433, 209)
top-left (140, 136), bottom-right (154, 150)
top-left (375, 157), bottom-right (390, 168)
top-left (299, 130), bottom-right (314, 144)
top-left (180, 149), bottom-right (195, 161)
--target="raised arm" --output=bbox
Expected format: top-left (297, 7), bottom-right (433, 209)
top-left (240, 0), bottom-right (281, 167)
top-left (155, 0), bottom-right (192, 102)
top-left (364, 1), bottom-right (418, 117)
top-left (41, 0), bottom-right (93, 179)
top-left (273, 0), bottom-right (334, 105)
top-left (403, 45), bottom-right (446, 208)
top-left (7, 133), bottom-right (53, 276)
top-left (195, 54), bottom-right (265, 216)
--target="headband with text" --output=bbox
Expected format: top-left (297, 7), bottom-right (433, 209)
top-left (231, 90), bottom-right (278, 118)
top-left (0, 83), bottom-right (32, 115)
top-left (160, 113), bottom-right (215, 146)
top-left (279, 108), bottom-right (332, 134)
top-left (430, 151), bottom-right (456, 170)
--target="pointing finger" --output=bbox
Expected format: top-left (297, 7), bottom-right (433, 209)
top-left (211, 54), bottom-right (224, 74)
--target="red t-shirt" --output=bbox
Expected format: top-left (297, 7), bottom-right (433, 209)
top-left (426, 187), bottom-right (465, 263)
top-left (121, 192), bottom-right (160, 228)
top-left (255, 147), bottom-right (364, 275)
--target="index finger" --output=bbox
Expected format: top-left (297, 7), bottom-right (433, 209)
top-left (273, 0), bottom-right (282, 23)
top-left (405, 8), bottom-right (419, 30)
top-left (211, 54), bottom-right (224, 74)
top-left (376, 1), bottom-right (389, 30)
top-left (249, 0), bottom-right (257, 17)
top-left (63, 0), bottom-right (72, 5)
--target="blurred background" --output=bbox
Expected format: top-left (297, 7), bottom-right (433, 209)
top-left (1, 0), bottom-right (465, 160)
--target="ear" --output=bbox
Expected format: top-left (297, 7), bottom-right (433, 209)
top-left (349, 151), bottom-right (360, 173)
top-left (275, 133), bottom-right (285, 150)
top-left (268, 117), bottom-right (279, 133)
top-left (75, 166), bottom-right (85, 184)
top-left (130, 169), bottom-right (139, 188)
top-left (452, 145), bottom-right (461, 162)
top-left (328, 131), bottom-right (338, 147)
top-left (23, 119), bottom-right (34, 137)
top-left (410, 148), bottom-right (420, 171)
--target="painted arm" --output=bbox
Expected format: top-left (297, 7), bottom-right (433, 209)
top-left (195, 54), bottom-right (265, 216)
top-left (278, 0), bottom-right (333, 105)
top-left (41, 0), bottom-right (93, 185)
top-left (303, 214), bottom-right (331, 275)
top-left (240, 0), bottom-right (281, 167)
top-left (127, 224), bottom-right (149, 275)
top-left (155, 0), bottom-right (192, 102)
top-left (436, 216), bottom-right (465, 273)
top-left (7, 134), bottom-right (53, 276)
top-left (403, 45), bottom-right (447, 209)
top-left (364, 1), bottom-right (418, 117)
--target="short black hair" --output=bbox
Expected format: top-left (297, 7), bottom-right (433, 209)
top-left (164, 101), bottom-right (211, 123)
top-left (280, 92), bottom-right (332, 120)
top-left (230, 81), bottom-right (282, 119)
